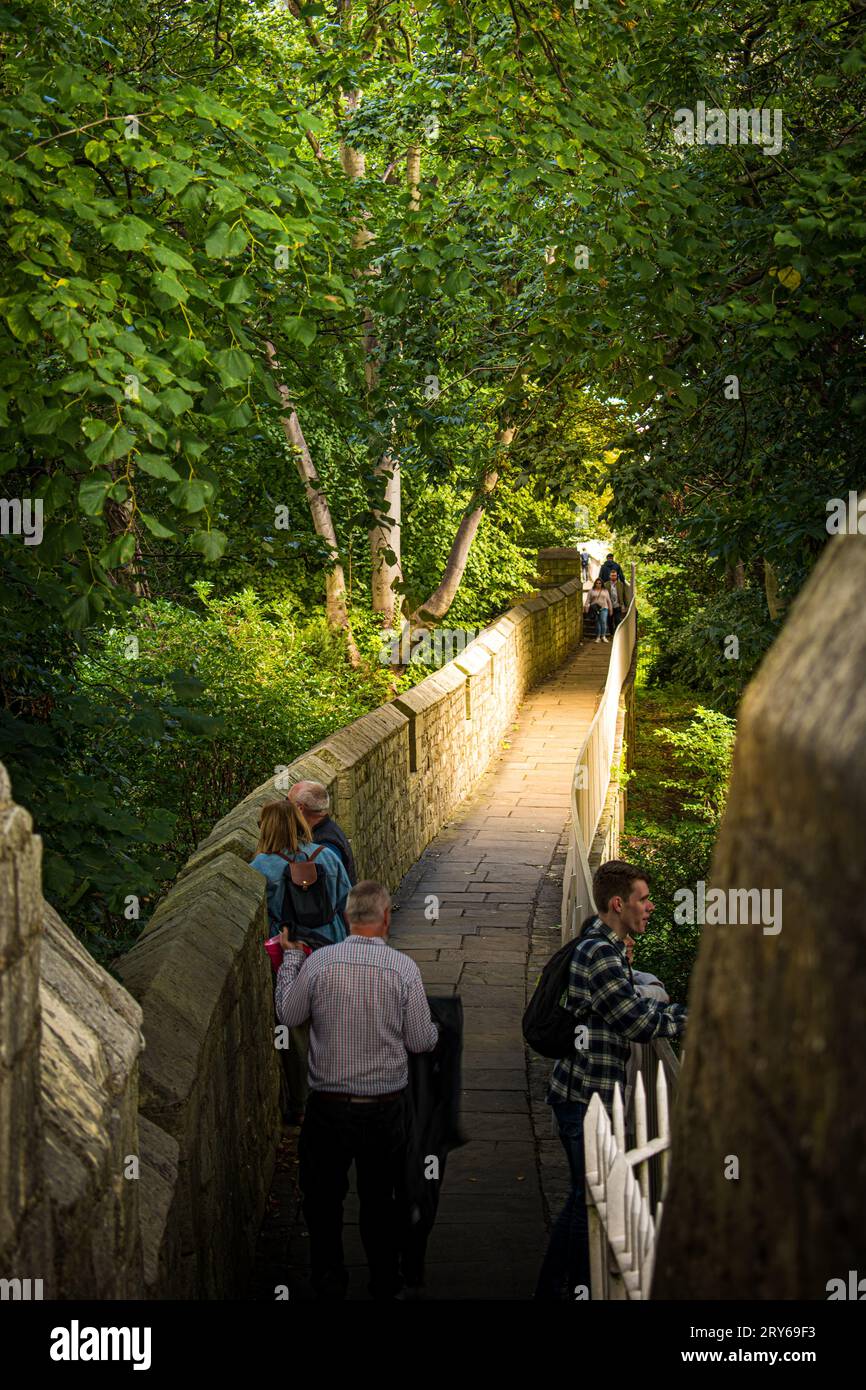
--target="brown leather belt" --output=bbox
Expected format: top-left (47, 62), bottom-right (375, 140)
top-left (313, 1089), bottom-right (405, 1104)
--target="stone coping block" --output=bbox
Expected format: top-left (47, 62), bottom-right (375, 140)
top-left (138, 1115), bottom-right (180, 1298)
top-left (118, 853), bottom-right (268, 1121)
top-left (391, 661), bottom-right (466, 717)
top-left (322, 702), bottom-right (408, 767)
top-left (520, 594), bottom-right (554, 615)
top-left (654, 535), bottom-right (866, 1300)
top-left (40, 904), bottom-right (144, 1298)
top-left (476, 624), bottom-right (510, 658)
top-left (559, 577), bottom-right (583, 597)
top-left (453, 641), bottom-right (494, 680)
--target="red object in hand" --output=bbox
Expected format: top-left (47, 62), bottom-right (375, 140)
top-left (264, 938), bottom-right (283, 973)
top-left (264, 937), bottom-right (313, 973)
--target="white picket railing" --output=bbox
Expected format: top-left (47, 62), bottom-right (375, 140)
top-left (584, 1059), bottom-right (672, 1300)
top-left (561, 564), bottom-right (638, 942)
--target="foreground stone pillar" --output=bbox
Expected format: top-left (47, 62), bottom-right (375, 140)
top-left (653, 536), bottom-right (866, 1299)
top-left (0, 762), bottom-right (52, 1292)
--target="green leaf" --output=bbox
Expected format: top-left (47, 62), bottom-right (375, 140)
top-left (213, 348), bottom-right (254, 385)
top-left (104, 217), bottom-right (150, 252)
top-left (220, 276), bottom-right (255, 304)
top-left (282, 317), bottom-right (317, 346)
top-left (205, 221), bottom-right (249, 258)
top-left (161, 387), bottom-right (195, 417)
top-left (78, 474), bottom-right (112, 516)
top-left (139, 511), bottom-right (177, 538)
top-left (99, 533), bottom-right (137, 568)
top-left (190, 529), bottom-right (227, 562)
top-left (153, 270), bottom-right (188, 303)
top-left (136, 453), bottom-right (181, 481)
top-left (170, 478), bottom-right (209, 512)
top-left (84, 139), bottom-right (110, 164)
top-left (84, 425), bottom-right (137, 466)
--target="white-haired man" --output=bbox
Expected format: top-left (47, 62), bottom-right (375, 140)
top-left (276, 880), bottom-right (438, 1300)
top-left (287, 779), bottom-right (357, 885)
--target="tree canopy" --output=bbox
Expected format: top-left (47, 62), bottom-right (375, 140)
top-left (1, 0), bottom-right (862, 946)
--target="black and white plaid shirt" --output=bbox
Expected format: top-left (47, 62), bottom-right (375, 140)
top-left (548, 918), bottom-right (687, 1111)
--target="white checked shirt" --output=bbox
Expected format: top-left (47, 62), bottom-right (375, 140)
top-left (275, 934), bottom-right (439, 1095)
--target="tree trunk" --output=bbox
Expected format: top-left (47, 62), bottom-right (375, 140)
top-left (339, 92), bottom-right (405, 625)
top-left (763, 557), bottom-right (782, 621)
top-left (265, 343), bottom-right (361, 666)
top-left (411, 427), bottom-right (515, 626)
top-left (407, 144), bottom-right (421, 210)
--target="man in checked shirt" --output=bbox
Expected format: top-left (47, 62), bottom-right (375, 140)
top-left (535, 859), bottom-right (688, 1300)
top-left (276, 880), bottom-right (439, 1300)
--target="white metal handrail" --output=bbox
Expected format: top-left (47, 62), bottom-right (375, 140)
top-left (561, 563), bottom-right (638, 940)
top-left (584, 1063), bottom-right (671, 1300)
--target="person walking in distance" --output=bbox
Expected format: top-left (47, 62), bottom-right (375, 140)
top-left (584, 576), bottom-right (613, 643)
top-left (606, 571), bottom-right (624, 634)
top-left (599, 552), bottom-right (625, 587)
top-left (275, 881), bottom-right (439, 1299)
top-left (534, 860), bottom-right (687, 1301)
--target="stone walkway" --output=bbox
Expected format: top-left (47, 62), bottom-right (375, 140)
top-left (389, 633), bottom-right (610, 1297)
top-left (252, 630), bottom-right (611, 1300)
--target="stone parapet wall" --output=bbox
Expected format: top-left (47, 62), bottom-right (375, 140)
top-left (1, 770), bottom-right (147, 1300)
top-left (0, 766), bottom-right (50, 1292)
top-left (537, 547), bottom-right (586, 589)
top-left (119, 852), bottom-right (280, 1298)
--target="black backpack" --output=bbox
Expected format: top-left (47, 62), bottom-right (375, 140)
top-left (522, 916), bottom-right (596, 1058)
top-left (278, 847), bottom-right (335, 949)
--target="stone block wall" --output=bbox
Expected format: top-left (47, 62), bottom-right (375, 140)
top-left (537, 546), bottom-right (586, 589)
top-left (118, 852), bottom-right (280, 1299)
top-left (0, 765), bottom-right (50, 1292)
top-left (1, 769), bottom-right (147, 1300)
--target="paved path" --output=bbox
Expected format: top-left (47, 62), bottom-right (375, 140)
top-left (388, 633), bottom-right (610, 1297)
top-left (252, 629), bottom-right (611, 1300)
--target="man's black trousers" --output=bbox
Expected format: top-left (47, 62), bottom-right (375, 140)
top-left (298, 1091), bottom-right (408, 1299)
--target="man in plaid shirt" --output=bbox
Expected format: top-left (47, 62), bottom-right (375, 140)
top-left (535, 860), bottom-right (687, 1300)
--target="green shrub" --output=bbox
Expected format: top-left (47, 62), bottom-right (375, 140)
top-left (621, 820), bottom-right (716, 1006)
top-left (655, 706), bottom-right (736, 825)
top-left (647, 587), bottom-right (776, 713)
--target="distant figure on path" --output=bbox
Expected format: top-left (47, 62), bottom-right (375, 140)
top-left (288, 779), bottom-right (358, 885)
top-left (599, 552), bottom-right (625, 587)
top-left (580, 548), bottom-right (590, 581)
top-left (606, 571), bottom-right (624, 634)
top-left (534, 860), bottom-right (687, 1301)
top-left (275, 881), bottom-right (439, 1300)
top-left (584, 577), bottom-right (612, 643)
